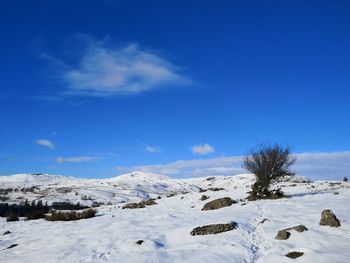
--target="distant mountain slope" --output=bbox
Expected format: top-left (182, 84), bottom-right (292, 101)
top-left (0, 171), bottom-right (198, 206)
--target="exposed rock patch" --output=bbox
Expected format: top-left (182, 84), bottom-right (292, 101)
top-left (276, 224), bottom-right (308, 240)
top-left (259, 218), bottom-right (269, 224)
top-left (122, 199), bottom-right (157, 209)
top-left (201, 197), bottom-right (236, 211)
top-left (136, 240), bottom-right (144, 245)
top-left (207, 187), bottom-right (225, 192)
top-left (3, 231), bottom-right (11, 235)
top-left (284, 224), bottom-right (308, 232)
top-left (285, 251), bottom-right (304, 259)
top-left (319, 209), bottom-right (341, 227)
top-left (275, 230), bottom-right (290, 240)
top-left (200, 195), bottom-right (209, 201)
top-left (198, 188), bottom-right (207, 193)
top-left (190, 222), bottom-right (237, 235)
top-left (6, 244), bottom-right (18, 249)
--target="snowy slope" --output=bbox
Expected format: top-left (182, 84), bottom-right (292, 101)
top-left (0, 173), bottom-right (350, 263)
top-left (0, 173), bottom-right (74, 187)
top-left (0, 172), bottom-right (198, 206)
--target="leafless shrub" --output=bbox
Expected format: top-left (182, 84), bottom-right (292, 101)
top-left (243, 143), bottom-right (295, 200)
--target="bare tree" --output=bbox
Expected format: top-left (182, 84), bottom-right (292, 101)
top-left (243, 144), bottom-right (296, 200)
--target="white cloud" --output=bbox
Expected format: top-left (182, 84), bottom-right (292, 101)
top-left (116, 151), bottom-right (350, 180)
top-left (117, 156), bottom-right (243, 178)
top-left (293, 151), bottom-right (350, 180)
top-left (46, 35), bottom-right (191, 97)
top-left (55, 156), bottom-right (100, 163)
top-left (145, 145), bottom-right (162, 153)
top-left (35, 139), bottom-right (55, 149)
top-left (191, 143), bottom-right (215, 155)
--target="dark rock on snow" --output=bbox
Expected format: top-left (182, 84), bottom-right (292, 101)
top-left (190, 222), bottom-right (237, 235)
top-left (201, 197), bottom-right (236, 211)
top-left (319, 209), bottom-right (341, 227)
top-left (285, 251), bottom-right (304, 259)
top-left (275, 224), bottom-right (308, 240)
top-left (275, 230), bottom-right (290, 240)
top-left (259, 218), bottom-right (269, 224)
top-left (7, 244), bottom-right (18, 249)
top-left (207, 187), bottom-right (225, 192)
top-left (136, 240), bottom-right (144, 245)
top-left (284, 224), bottom-right (308, 233)
top-left (200, 195), bottom-right (209, 201)
top-left (122, 199), bottom-right (157, 209)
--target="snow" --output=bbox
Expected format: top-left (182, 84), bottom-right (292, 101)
top-left (0, 171), bottom-right (197, 206)
top-left (0, 173), bottom-right (350, 262)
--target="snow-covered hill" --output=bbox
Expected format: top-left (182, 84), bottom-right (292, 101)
top-left (0, 171), bottom-right (198, 206)
top-left (0, 172), bottom-right (349, 263)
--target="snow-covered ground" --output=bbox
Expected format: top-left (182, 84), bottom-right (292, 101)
top-left (0, 172), bottom-right (349, 262)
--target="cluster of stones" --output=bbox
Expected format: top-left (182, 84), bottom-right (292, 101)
top-left (274, 209), bottom-right (341, 259)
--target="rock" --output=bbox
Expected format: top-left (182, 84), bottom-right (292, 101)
top-left (285, 251), bottom-right (304, 259)
top-left (136, 240), bottom-right (144, 245)
top-left (275, 230), bottom-right (290, 240)
top-left (207, 187), bottom-right (225, 191)
top-left (259, 218), bottom-right (269, 224)
top-left (276, 225), bottom-right (307, 240)
top-left (284, 224), bottom-right (308, 232)
top-left (3, 231), bottom-right (11, 235)
top-left (319, 209), bottom-right (341, 227)
top-left (122, 199), bottom-right (157, 209)
top-left (201, 197), bottom-right (236, 211)
top-left (190, 222), bottom-right (237, 235)
top-left (6, 244), bottom-right (18, 249)
top-left (122, 202), bottom-right (145, 209)
top-left (143, 199), bottom-right (156, 206)
top-left (206, 177), bottom-right (215, 181)
top-left (198, 188), bottom-right (207, 193)
top-left (200, 195), bottom-right (209, 201)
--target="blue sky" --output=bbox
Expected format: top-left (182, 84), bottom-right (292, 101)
top-left (1, 0), bottom-right (350, 179)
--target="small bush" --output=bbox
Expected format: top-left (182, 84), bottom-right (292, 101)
top-left (26, 211), bottom-right (46, 220)
top-left (7, 212), bottom-right (19, 222)
top-left (45, 209), bottom-right (96, 221)
top-left (243, 143), bottom-right (295, 200)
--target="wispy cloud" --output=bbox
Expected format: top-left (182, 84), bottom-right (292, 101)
top-left (44, 35), bottom-right (191, 97)
top-left (117, 151), bottom-right (350, 180)
top-left (191, 143), bottom-right (215, 155)
top-left (55, 156), bottom-right (101, 163)
top-left (293, 151), bottom-right (350, 180)
top-left (35, 139), bottom-right (55, 149)
top-left (116, 156), bottom-right (243, 178)
top-left (145, 145), bottom-right (162, 153)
